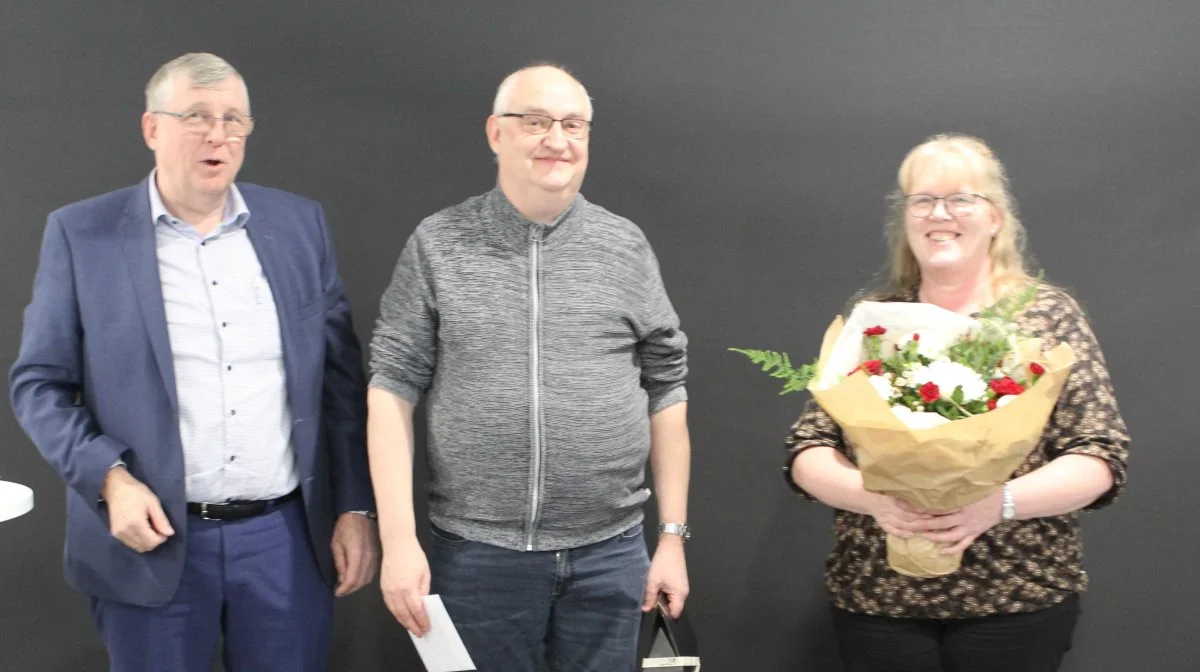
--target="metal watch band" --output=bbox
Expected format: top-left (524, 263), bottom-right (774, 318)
top-left (658, 522), bottom-right (691, 541)
top-left (1001, 483), bottom-right (1015, 521)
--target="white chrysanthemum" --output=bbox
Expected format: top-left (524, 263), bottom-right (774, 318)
top-left (996, 394), bottom-right (1018, 409)
top-left (909, 360), bottom-right (988, 402)
top-left (868, 375), bottom-right (896, 401)
top-left (891, 404), bottom-right (951, 429)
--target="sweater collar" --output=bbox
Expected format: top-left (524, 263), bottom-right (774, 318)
top-left (484, 185), bottom-right (586, 248)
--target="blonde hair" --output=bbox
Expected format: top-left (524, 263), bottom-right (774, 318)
top-left (866, 133), bottom-right (1034, 301)
top-left (145, 53), bottom-right (248, 113)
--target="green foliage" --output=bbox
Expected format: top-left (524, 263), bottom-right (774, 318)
top-left (979, 271), bottom-right (1043, 325)
top-left (948, 272), bottom-right (1044, 378)
top-left (728, 348), bottom-right (819, 395)
top-left (865, 335), bottom-right (883, 361)
top-left (728, 274), bottom-right (1045, 416)
top-left (944, 335), bottom-right (1012, 379)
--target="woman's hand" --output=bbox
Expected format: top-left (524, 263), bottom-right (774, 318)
top-left (863, 493), bottom-right (936, 538)
top-left (912, 489), bottom-right (1005, 554)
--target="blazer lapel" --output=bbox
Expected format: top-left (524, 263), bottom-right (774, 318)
top-left (119, 180), bottom-right (179, 414)
top-left (245, 209), bottom-right (299, 323)
top-left (244, 201), bottom-right (304, 416)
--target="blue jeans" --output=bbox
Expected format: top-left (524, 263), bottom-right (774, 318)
top-left (429, 523), bottom-right (651, 672)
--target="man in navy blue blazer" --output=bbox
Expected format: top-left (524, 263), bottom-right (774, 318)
top-left (9, 53), bottom-right (377, 671)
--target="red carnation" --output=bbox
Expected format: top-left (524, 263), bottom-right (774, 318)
top-left (1030, 362), bottom-right (1046, 375)
top-left (913, 333), bottom-right (921, 342)
top-left (919, 382), bottom-right (940, 404)
top-left (864, 326), bottom-right (887, 337)
top-left (863, 359), bottom-right (884, 376)
top-left (990, 376), bottom-right (1025, 396)
top-left (987, 398), bottom-right (998, 411)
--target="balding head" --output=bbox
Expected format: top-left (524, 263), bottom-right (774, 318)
top-left (492, 64), bottom-right (592, 119)
top-left (486, 63), bottom-right (593, 223)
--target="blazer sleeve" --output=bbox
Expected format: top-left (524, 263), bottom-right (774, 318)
top-left (9, 213), bottom-right (129, 509)
top-left (312, 203), bottom-right (374, 514)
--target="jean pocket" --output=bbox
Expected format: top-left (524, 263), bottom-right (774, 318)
top-left (430, 525), bottom-right (471, 546)
top-left (618, 523), bottom-right (644, 541)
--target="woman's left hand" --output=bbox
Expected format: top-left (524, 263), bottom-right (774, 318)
top-left (906, 490), bottom-right (1005, 555)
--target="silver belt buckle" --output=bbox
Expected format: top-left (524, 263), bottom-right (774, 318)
top-left (199, 502), bottom-right (216, 521)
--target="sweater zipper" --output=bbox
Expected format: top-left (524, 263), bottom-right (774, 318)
top-left (525, 225), bottom-right (544, 551)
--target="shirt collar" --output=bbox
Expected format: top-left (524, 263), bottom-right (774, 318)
top-left (147, 169), bottom-right (250, 231)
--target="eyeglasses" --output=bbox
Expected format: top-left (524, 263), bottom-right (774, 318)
top-left (498, 113), bottom-right (592, 139)
top-left (904, 192), bottom-right (990, 217)
top-left (152, 110), bottom-right (255, 138)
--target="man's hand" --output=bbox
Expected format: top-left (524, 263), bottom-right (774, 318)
top-left (101, 467), bottom-right (174, 553)
top-left (642, 536), bottom-right (690, 618)
top-left (332, 512), bottom-right (380, 597)
top-left (380, 535), bottom-right (432, 636)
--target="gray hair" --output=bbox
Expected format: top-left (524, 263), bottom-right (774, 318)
top-left (492, 62), bottom-right (592, 119)
top-left (145, 53), bottom-right (249, 112)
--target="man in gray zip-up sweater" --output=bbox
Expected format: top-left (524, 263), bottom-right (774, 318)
top-left (367, 64), bottom-right (692, 671)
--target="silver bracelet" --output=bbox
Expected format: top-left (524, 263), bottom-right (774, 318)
top-left (1001, 483), bottom-right (1015, 521)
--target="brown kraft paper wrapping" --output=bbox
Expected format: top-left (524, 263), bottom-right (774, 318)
top-left (810, 316), bottom-right (1076, 577)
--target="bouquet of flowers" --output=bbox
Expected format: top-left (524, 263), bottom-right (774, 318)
top-left (733, 285), bottom-right (1077, 576)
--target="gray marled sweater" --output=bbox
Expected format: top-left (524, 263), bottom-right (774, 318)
top-left (369, 187), bottom-right (688, 551)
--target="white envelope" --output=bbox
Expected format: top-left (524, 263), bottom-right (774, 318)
top-left (408, 595), bottom-right (476, 672)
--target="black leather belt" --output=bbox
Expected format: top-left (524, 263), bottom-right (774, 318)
top-left (186, 489), bottom-right (301, 521)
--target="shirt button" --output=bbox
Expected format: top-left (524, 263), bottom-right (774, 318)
top-left (222, 322), bottom-right (228, 327)
top-left (212, 280), bottom-right (218, 286)
top-left (229, 456), bottom-right (236, 462)
top-left (226, 365), bottom-right (232, 371)
top-left (230, 410), bottom-right (237, 416)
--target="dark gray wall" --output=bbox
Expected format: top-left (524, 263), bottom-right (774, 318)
top-left (2, 1), bottom-right (1195, 670)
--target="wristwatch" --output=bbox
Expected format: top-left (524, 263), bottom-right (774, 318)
top-left (348, 510), bottom-right (378, 521)
top-left (658, 522), bottom-right (691, 542)
top-left (1000, 484), bottom-right (1015, 521)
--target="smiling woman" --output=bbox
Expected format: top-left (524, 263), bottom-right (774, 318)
top-left (878, 134), bottom-right (1032, 313)
top-left (784, 133), bottom-right (1131, 672)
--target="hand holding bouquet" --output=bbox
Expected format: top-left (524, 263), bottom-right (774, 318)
top-left (734, 285), bottom-right (1076, 576)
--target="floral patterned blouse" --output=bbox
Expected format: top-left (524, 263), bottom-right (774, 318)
top-left (784, 285), bottom-right (1130, 619)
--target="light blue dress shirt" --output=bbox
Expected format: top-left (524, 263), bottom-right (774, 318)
top-left (147, 171), bottom-right (298, 503)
